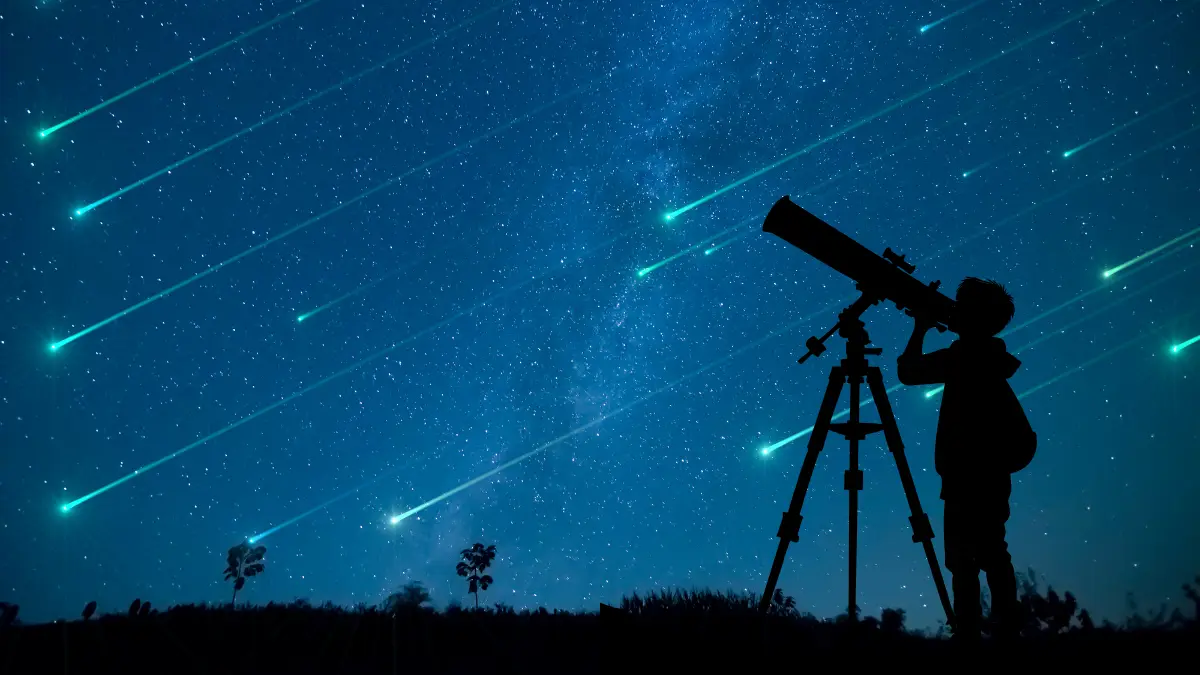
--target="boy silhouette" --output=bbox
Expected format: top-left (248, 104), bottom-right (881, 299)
top-left (897, 277), bottom-right (1021, 642)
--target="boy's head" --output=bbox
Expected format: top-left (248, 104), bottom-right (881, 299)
top-left (953, 277), bottom-right (1014, 338)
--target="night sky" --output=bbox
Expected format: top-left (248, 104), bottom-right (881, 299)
top-left (2, 0), bottom-right (1198, 629)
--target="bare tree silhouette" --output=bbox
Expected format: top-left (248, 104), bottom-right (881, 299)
top-left (455, 543), bottom-right (497, 609)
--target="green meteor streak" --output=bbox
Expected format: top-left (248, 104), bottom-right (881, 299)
top-left (920, 0), bottom-right (989, 33)
top-left (962, 157), bottom-right (1001, 178)
top-left (1172, 335), bottom-right (1200, 354)
top-left (924, 259), bottom-right (1198, 400)
top-left (73, 1), bottom-right (514, 215)
top-left (298, 260), bottom-right (420, 323)
top-left (49, 73), bottom-right (609, 352)
top-left (759, 383), bottom-right (904, 457)
top-left (58, 275), bottom-right (542, 512)
top-left (1062, 89), bottom-right (1198, 158)
top-left (1102, 224), bottom-right (1200, 279)
top-left (38, 0), bottom-right (326, 139)
top-left (249, 468), bottom-right (402, 543)
top-left (664, 0), bottom-right (1119, 221)
top-left (930, 121), bottom-right (1200, 264)
top-left (705, 230), bottom-right (753, 256)
top-left (389, 305), bottom-right (840, 525)
top-left (637, 217), bottom-right (757, 278)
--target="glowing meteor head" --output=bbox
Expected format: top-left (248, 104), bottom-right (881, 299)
top-left (1063, 150), bottom-right (1074, 158)
top-left (637, 268), bottom-right (650, 278)
top-left (247, 536), bottom-right (259, 544)
top-left (1102, 269), bottom-right (1113, 279)
top-left (49, 342), bottom-right (60, 352)
top-left (920, 25), bottom-right (930, 33)
top-left (59, 504), bottom-right (71, 514)
top-left (1171, 344), bottom-right (1180, 354)
top-left (663, 213), bottom-right (675, 223)
top-left (297, 314), bottom-right (308, 323)
top-left (389, 515), bottom-right (401, 525)
top-left (73, 208), bottom-right (84, 218)
top-left (39, 129), bottom-right (49, 139)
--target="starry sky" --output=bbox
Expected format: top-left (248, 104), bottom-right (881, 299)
top-left (2, 0), bottom-right (1198, 629)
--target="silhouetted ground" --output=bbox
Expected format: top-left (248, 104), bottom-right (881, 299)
top-left (2, 581), bottom-right (1198, 674)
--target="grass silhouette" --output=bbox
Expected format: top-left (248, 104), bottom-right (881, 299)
top-left (1, 572), bottom-right (1197, 673)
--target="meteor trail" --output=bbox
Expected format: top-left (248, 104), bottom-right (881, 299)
top-left (930, 120), bottom-right (1200, 262)
top-left (705, 230), bottom-right (753, 256)
top-left (1062, 89), bottom-right (1198, 158)
top-left (961, 157), bottom-right (1002, 178)
top-left (249, 467), bottom-right (403, 543)
top-left (920, 0), bottom-right (989, 33)
top-left (38, 0), bottom-right (326, 139)
top-left (637, 217), bottom-right (757, 277)
top-left (1102, 223), bottom-right (1200, 279)
top-left (50, 72), bottom-right (609, 351)
top-left (1172, 335), bottom-right (1200, 354)
top-left (58, 275), bottom-right (541, 512)
top-left (73, 1), bottom-right (514, 215)
top-left (663, 0), bottom-right (1119, 220)
top-left (389, 306), bottom-right (841, 525)
top-left (298, 260), bottom-right (420, 322)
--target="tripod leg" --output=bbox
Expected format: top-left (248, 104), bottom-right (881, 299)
top-left (865, 368), bottom-right (955, 627)
top-left (760, 366), bottom-right (845, 613)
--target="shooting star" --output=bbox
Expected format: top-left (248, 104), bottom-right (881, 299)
top-left (1102, 223), bottom-right (1200, 279)
top-left (249, 466), bottom-right (404, 543)
top-left (49, 71), bottom-right (611, 351)
top-left (38, 0), bottom-right (326, 139)
top-left (662, 0), bottom-right (1119, 221)
top-left (961, 156), bottom-right (1003, 178)
top-left (637, 217), bottom-right (757, 278)
top-left (920, 0), bottom-right (989, 33)
top-left (705, 230), bottom-right (754, 256)
top-left (297, 260), bottom-right (421, 323)
top-left (71, 1), bottom-right (514, 216)
top-left (1172, 335), bottom-right (1200, 354)
top-left (1062, 88), bottom-right (1198, 158)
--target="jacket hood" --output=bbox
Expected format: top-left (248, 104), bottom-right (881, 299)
top-left (950, 336), bottom-right (1020, 379)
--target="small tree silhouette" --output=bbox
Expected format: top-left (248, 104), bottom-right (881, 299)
top-left (223, 540), bottom-right (267, 607)
top-left (82, 601), bottom-right (97, 621)
top-left (128, 599), bottom-right (141, 617)
top-left (455, 543), bottom-right (497, 609)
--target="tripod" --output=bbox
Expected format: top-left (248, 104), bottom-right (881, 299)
top-left (759, 293), bottom-right (955, 627)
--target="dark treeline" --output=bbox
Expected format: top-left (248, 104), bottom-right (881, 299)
top-left (1, 571), bottom-right (1198, 674)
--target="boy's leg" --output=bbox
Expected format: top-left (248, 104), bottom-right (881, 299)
top-left (943, 498), bottom-right (982, 638)
top-left (978, 499), bottom-right (1018, 637)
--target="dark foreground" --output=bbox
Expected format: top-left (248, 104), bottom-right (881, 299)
top-left (2, 591), bottom-right (1197, 674)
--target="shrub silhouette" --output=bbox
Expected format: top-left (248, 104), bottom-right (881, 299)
top-left (384, 581), bottom-right (432, 613)
top-left (82, 601), bottom-right (96, 621)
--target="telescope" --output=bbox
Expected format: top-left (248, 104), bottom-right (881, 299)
top-left (756, 194), bottom-right (956, 626)
top-left (763, 195), bottom-right (957, 341)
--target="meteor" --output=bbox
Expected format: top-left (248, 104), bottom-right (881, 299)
top-left (1172, 335), bottom-right (1200, 355)
top-left (920, 0), bottom-right (989, 33)
top-left (1015, 327), bottom-right (1161, 401)
top-left (930, 121), bottom-right (1200, 263)
top-left (961, 157), bottom-right (1002, 178)
top-left (1102, 223), bottom-right (1200, 279)
top-left (38, 0), bottom-right (326, 139)
top-left (73, 1), bottom-right (514, 215)
top-left (297, 260), bottom-right (420, 323)
top-left (58, 275), bottom-right (541, 512)
top-left (924, 259), bottom-right (1198, 399)
top-left (637, 217), bottom-right (757, 278)
top-left (1062, 89), bottom-right (1198, 158)
top-left (389, 305), bottom-right (843, 525)
top-left (49, 72), bottom-right (610, 351)
top-left (705, 230), bottom-right (753, 256)
top-left (249, 467), bottom-right (403, 543)
top-left (663, 0), bottom-right (1119, 221)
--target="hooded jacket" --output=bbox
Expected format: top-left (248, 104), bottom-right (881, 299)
top-left (897, 336), bottom-right (1021, 497)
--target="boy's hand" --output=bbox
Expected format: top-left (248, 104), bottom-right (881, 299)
top-left (906, 310), bottom-right (938, 333)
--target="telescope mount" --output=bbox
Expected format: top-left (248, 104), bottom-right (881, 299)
top-left (759, 290), bottom-right (955, 628)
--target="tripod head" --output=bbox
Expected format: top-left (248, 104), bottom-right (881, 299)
top-left (797, 290), bottom-right (885, 365)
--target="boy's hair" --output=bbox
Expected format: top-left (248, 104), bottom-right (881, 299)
top-left (956, 277), bottom-right (1015, 336)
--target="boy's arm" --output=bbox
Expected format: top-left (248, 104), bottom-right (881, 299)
top-left (896, 319), bottom-right (951, 385)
